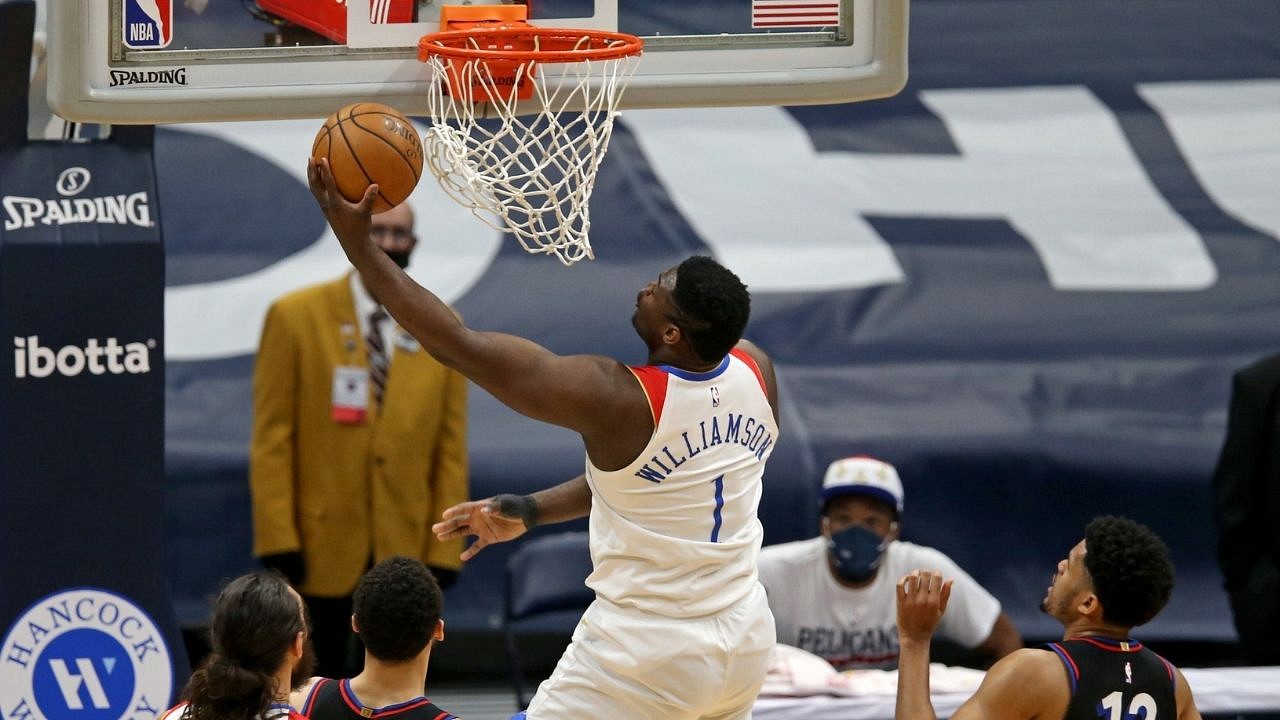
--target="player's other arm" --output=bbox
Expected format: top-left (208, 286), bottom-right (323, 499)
top-left (309, 158), bottom-right (627, 435)
top-left (735, 338), bottom-right (779, 424)
top-left (434, 475), bottom-right (592, 562)
top-left (895, 570), bottom-right (1065, 720)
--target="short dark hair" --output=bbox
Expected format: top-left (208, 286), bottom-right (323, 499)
top-left (353, 556), bottom-right (443, 662)
top-left (1083, 516), bottom-right (1174, 628)
top-left (183, 571), bottom-right (305, 720)
top-left (671, 255), bottom-right (751, 362)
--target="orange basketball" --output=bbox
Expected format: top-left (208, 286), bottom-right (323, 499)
top-left (311, 102), bottom-right (424, 214)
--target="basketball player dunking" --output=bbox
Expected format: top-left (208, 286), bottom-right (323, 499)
top-left (894, 516), bottom-right (1202, 720)
top-left (309, 158), bottom-right (780, 720)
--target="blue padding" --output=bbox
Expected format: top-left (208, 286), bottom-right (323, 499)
top-left (506, 532), bottom-right (595, 620)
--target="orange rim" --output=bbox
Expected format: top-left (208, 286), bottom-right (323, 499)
top-left (418, 26), bottom-right (643, 65)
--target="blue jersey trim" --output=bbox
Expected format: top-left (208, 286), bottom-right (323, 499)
top-left (657, 355), bottom-right (730, 381)
top-left (1046, 642), bottom-right (1079, 695)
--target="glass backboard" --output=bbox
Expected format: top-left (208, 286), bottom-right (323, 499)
top-left (47, 0), bottom-right (907, 123)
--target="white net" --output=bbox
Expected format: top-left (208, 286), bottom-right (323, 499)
top-left (421, 35), bottom-right (641, 266)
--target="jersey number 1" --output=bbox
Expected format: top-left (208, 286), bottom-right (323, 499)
top-left (710, 475), bottom-right (725, 542)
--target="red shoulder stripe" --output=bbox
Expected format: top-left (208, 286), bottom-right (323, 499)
top-left (338, 680), bottom-right (362, 714)
top-left (730, 348), bottom-right (767, 394)
top-left (299, 678), bottom-right (329, 716)
top-left (1046, 643), bottom-right (1080, 695)
top-left (629, 365), bottom-right (669, 426)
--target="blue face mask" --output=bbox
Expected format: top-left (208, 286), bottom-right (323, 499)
top-left (827, 524), bottom-right (889, 583)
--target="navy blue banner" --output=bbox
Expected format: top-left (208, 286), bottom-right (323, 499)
top-left (0, 138), bottom-right (187, 714)
top-left (155, 0), bottom-right (1279, 643)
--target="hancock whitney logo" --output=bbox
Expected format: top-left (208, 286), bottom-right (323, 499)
top-left (1, 588), bottom-right (173, 720)
top-left (123, 0), bottom-right (173, 50)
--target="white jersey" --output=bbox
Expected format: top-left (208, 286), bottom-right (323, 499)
top-left (758, 537), bottom-right (1001, 670)
top-left (585, 349), bottom-right (778, 618)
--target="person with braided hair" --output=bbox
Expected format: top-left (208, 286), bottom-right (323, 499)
top-left (160, 571), bottom-right (316, 720)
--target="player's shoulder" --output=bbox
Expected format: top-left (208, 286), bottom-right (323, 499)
top-left (964, 647), bottom-right (1071, 716)
top-left (989, 646), bottom-right (1070, 686)
top-left (290, 675), bottom-right (328, 713)
top-left (732, 339), bottom-right (773, 372)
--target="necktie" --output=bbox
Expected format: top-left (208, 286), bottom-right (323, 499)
top-left (367, 308), bottom-right (389, 407)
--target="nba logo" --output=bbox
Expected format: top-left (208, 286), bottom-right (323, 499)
top-left (123, 0), bottom-right (173, 49)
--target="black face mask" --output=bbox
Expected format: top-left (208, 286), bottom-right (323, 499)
top-left (384, 249), bottom-right (411, 269)
top-left (827, 524), bottom-right (889, 583)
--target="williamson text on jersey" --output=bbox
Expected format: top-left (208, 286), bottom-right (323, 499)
top-left (635, 411), bottom-right (774, 483)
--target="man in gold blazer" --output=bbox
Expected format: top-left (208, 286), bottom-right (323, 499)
top-left (248, 202), bottom-right (468, 677)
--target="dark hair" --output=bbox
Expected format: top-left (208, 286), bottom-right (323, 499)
top-left (353, 556), bottom-right (443, 663)
top-left (182, 571), bottom-right (305, 720)
top-left (670, 255), bottom-right (751, 362)
top-left (1083, 516), bottom-right (1175, 628)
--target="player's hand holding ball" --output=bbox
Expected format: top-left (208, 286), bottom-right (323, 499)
top-left (311, 102), bottom-right (424, 214)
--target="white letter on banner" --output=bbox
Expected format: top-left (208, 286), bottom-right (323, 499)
top-left (162, 120), bottom-right (499, 360)
top-left (1138, 80), bottom-right (1280, 242)
top-left (623, 87), bottom-right (1216, 291)
top-left (621, 106), bottom-right (905, 292)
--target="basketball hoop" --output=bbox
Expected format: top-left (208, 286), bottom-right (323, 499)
top-left (418, 19), bottom-right (643, 266)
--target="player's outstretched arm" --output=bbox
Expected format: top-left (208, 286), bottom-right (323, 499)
top-left (896, 569), bottom-right (1067, 720)
top-left (308, 159), bottom-right (631, 434)
top-left (433, 475), bottom-right (592, 561)
top-left (895, 569), bottom-right (952, 720)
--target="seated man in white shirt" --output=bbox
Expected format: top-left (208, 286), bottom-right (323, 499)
top-left (758, 456), bottom-right (1023, 670)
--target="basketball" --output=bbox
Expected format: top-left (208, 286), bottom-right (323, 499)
top-left (311, 102), bottom-right (424, 214)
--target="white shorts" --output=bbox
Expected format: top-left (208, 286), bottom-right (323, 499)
top-left (526, 583), bottom-right (775, 720)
